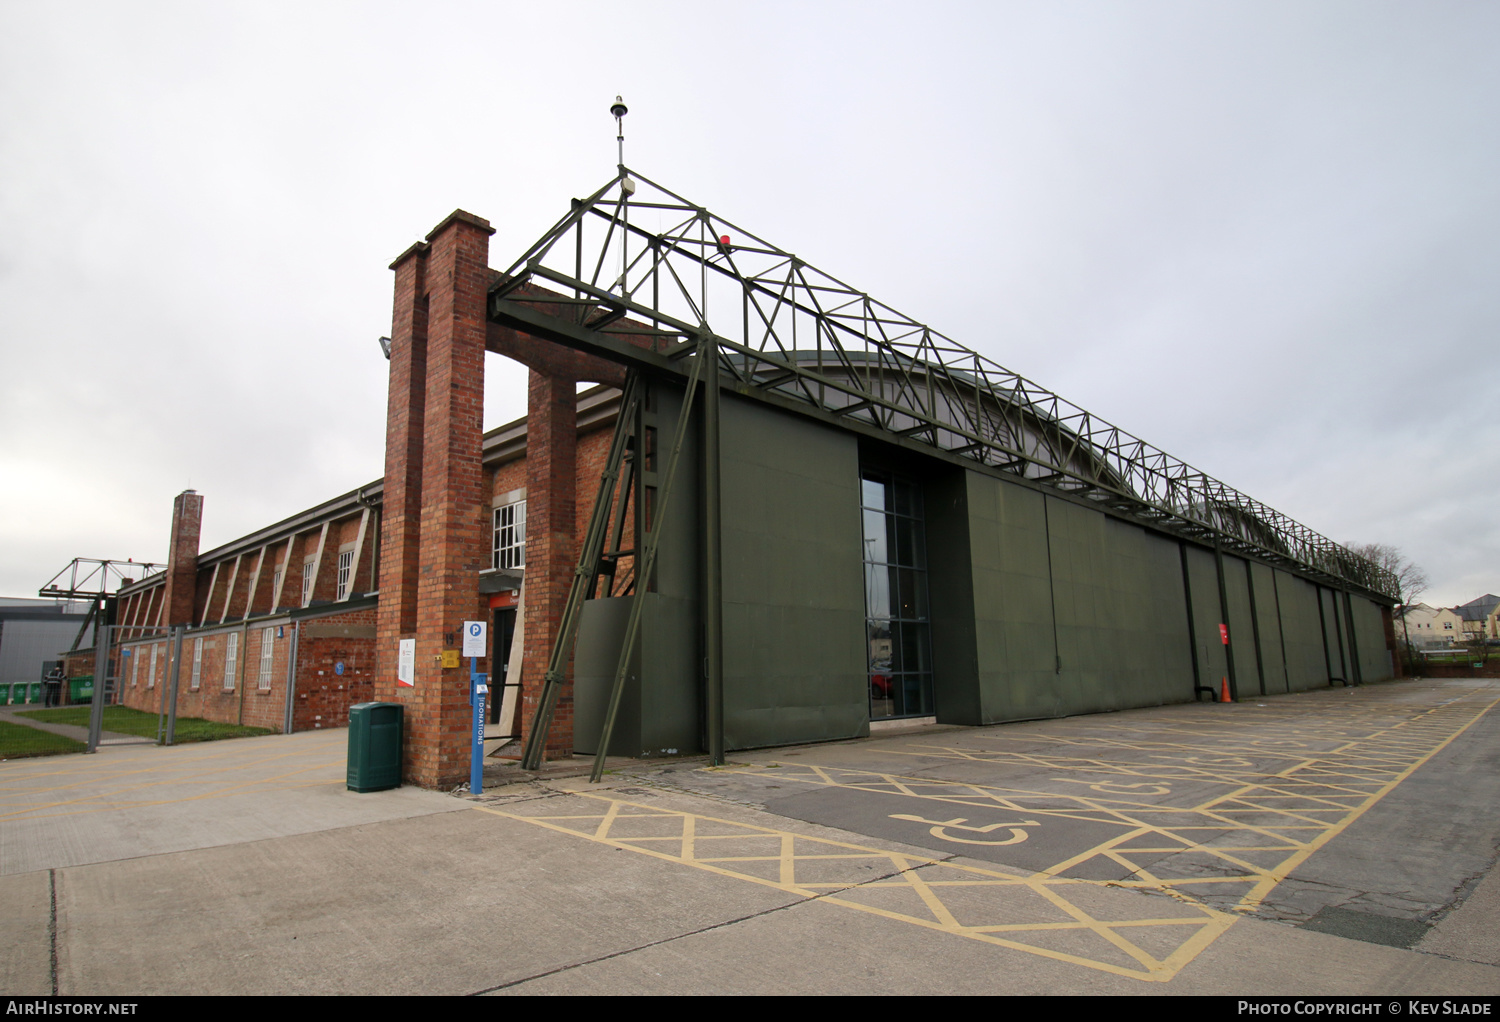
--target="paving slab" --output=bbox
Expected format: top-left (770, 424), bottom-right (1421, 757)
top-left (0, 870), bottom-right (52, 996)
top-left (53, 805), bottom-right (799, 996)
top-left (0, 729), bottom-right (463, 875)
top-left (3, 677), bottom-right (1498, 995)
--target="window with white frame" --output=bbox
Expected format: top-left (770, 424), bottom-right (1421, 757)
top-left (257, 628), bottom-right (274, 690)
top-left (272, 566), bottom-right (284, 604)
top-left (336, 549), bottom-right (354, 600)
top-left (224, 632), bottom-right (239, 690)
top-left (493, 500), bottom-right (526, 570)
top-left (147, 644), bottom-right (158, 689)
top-left (301, 559), bottom-right (315, 607)
top-left (130, 647), bottom-right (140, 687)
top-left (191, 637), bottom-right (203, 690)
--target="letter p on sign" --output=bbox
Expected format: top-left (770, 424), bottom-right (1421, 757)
top-left (462, 621), bottom-right (487, 658)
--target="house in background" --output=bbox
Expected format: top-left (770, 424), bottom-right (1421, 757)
top-left (1455, 594), bottom-right (1500, 642)
top-left (1392, 603), bottom-right (1465, 649)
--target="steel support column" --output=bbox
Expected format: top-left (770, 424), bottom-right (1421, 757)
top-left (702, 338), bottom-right (724, 766)
top-left (86, 615), bottom-right (112, 753)
top-left (1214, 538), bottom-right (1239, 702)
top-left (162, 625), bottom-right (183, 745)
top-left (521, 374), bottom-right (644, 770)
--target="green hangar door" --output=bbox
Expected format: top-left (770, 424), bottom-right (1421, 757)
top-left (861, 472), bottom-right (934, 720)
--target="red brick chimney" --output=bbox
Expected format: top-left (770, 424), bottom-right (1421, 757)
top-left (162, 490), bottom-right (203, 626)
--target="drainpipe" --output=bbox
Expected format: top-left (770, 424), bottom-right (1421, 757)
top-left (163, 626), bottom-right (183, 745)
top-left (282, 619), bottom-right (301, 733)
top-left (236, 620), bottom-right (249, 725)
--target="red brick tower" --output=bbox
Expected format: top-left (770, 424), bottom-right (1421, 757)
top-left (162, 490), bottom-right (203, 627)
top-left (376, 210), bottom-right (494, 788)
top-left (378, 210), bottom-right (644, 783)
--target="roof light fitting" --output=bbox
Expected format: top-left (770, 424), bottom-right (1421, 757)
top-left (611, 95), bottom-right (627, 166)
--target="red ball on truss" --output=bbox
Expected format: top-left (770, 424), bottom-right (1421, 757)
top-left (719, 235), bottom-right (731, 247)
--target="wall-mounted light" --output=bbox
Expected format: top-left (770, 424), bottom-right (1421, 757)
top-left (378, 336), bottom-right (392, 360)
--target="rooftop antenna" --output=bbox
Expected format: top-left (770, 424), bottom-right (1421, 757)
top-left (610, 95), bottom-right (628, 167)
top-left (610, 95), bottom-right (637, 295)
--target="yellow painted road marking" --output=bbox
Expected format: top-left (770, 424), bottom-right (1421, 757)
top-left (474, 794), bottom-right (1235, 981)
top-left (536, 684), bottom-right (1496, 981)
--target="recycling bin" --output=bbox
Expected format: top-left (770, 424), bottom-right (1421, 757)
top-left (347, 702), bottom-right (403, 792)
top-left (69, 677), bottom-right (95, 704)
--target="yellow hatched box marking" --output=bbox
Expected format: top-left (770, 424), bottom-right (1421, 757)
top-left (479, 688), bottom-right (1498, 982)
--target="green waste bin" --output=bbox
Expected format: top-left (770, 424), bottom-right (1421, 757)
top-left (347, 702), bottom-right (403, 792)
top-left (69, 677), bottom-right (94, 704)
top-left (0, 684), bottom-right (10, 704)
top-left (27, 684), bottom-right (42, 703)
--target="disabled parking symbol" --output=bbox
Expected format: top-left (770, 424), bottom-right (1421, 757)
top-left (889, 813), bottom-right (1040, 846)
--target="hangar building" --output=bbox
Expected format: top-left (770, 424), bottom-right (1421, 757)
top-left (68, 169), bottom-right (1401, 788)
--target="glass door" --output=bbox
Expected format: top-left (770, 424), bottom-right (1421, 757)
top-left (860, 472), bottom-right (933, 719)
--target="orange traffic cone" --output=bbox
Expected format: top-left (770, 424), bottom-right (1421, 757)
top-left (1219, 676), bottom-right (1231, 703)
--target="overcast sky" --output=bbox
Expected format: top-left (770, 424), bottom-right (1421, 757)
top-left (1, 0), bottom-right (1495, 609)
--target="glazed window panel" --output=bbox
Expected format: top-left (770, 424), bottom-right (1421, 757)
top-left (336, 549), bottom-right (354, 600)
top-left (224, 632), bottom-right (238, 690)
top-left (493, 500), bottom-right (526, 571)
top-left (257, 628), bottom-right (274, 690)
top-left (860, 471), bottom-right (934, 720)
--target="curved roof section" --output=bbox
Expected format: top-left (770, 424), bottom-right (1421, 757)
top-left (489, 168), bottom-right (1398, 600)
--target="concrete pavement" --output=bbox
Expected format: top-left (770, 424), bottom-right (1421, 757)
top-left (2, 677), bottom-right (1497, 995)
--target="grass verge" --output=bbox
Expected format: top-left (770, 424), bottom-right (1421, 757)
top-left (0, 718), bottom-right (87, 759)
top-left (15, 705), bottom-right (274, 743)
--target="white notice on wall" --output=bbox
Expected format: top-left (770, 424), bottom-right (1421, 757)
top-left (397, 639), bottom-right (416, 686)
top-left (462, 621), bottom-right (487, 658)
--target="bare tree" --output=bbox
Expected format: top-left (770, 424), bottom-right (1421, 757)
top-left (1347, 543), bottom-right (1431, 667)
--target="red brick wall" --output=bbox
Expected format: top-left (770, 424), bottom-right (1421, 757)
top-left (1422, 661), bottom-right (1500, 678)
top-left (520, 371), bottom-right (580, 758)
top-left (377, 239), bottom-right (431, 670)
top-left (105, 607), bottom-right (378, 733)
top-left (221, 553), bottom-right (251, 622)
top-left (291, 608), bottom-right (377, 731)
top-left (490, 460), bottom-right (525, 502)
top-left (59, 648), bottom-right (117, 706)
top-left (242, 546), bottom-right (273, 619)
top-left (192, 566), bottom-right (214, 625)
top-left (117, 638), bottom-right (172, 714)
top-left (169, 628), bottom-right (247, 723)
